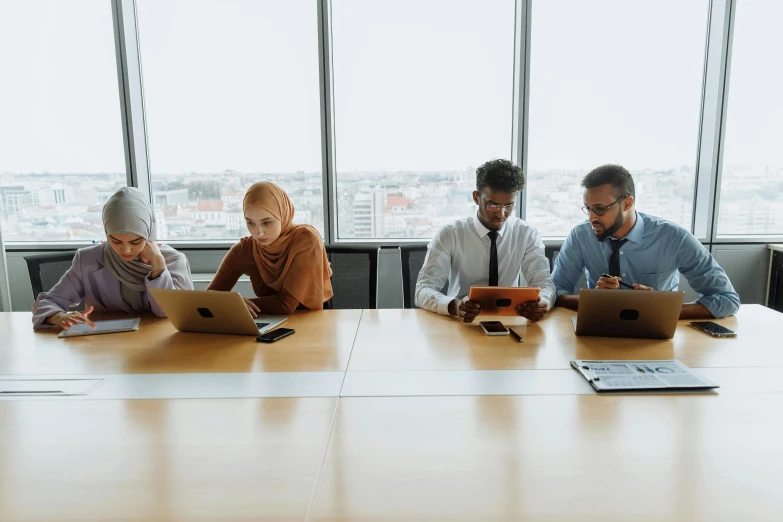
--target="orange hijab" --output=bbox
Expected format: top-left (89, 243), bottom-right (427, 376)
top-left (244, 182), bottom-right (333, 309)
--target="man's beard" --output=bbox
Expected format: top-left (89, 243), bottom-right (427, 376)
top-left (593, 211), bottom-right (624, 241)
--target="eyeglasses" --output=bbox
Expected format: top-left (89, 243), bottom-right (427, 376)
top-left (482, 199), bottom-right (515, 212)
top-left (581, 195), bottom-right (629, 216)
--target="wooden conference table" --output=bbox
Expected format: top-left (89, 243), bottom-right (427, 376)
top-left (0, 305), bottom-right (781, 521)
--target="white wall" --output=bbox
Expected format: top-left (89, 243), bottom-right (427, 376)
top-left (712, 244), bottom-right (769, 305)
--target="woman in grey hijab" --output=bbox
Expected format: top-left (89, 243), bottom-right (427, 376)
top-left (32, 187), bottom-right (193, 330)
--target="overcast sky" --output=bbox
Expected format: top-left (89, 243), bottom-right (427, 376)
top-left (0, 0), bottom-right (780, 175)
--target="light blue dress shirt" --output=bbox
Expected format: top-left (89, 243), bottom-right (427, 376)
top-left (552, 212), bottom-right (740, 318)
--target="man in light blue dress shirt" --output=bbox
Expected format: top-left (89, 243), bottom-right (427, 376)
top-left (552, 164), bottom-right (740, 319)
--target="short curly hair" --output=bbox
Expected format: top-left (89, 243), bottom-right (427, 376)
top-left (581, 164), bottom-right (636, 199)
top-left (476, 159), bottom-right (525, 193)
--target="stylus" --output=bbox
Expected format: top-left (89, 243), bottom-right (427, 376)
top-left (601, 273), bottom-right (634, 289)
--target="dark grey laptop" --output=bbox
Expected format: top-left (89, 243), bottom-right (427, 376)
top-left (572, 288), bottom-right (685, 339)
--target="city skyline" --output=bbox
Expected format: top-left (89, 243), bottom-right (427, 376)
top-left (3, 162), bottom-right (781, 242)
top-left (2, 1), bottom-right (781, 241)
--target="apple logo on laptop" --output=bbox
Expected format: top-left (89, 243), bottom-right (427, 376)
top-left (197, 308), bottom-right (214, 318)
top-left (619, 309), bottom-right (640, 321)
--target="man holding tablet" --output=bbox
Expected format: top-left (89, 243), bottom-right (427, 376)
top-left (415, 159), bottom-right (555, 323)
top-left (552, 164), bottom-right (740, 319)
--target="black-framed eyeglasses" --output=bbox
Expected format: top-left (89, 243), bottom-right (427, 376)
top-left (481, 199), bottom-right (515, 212)
top-left (581, 195), bottom-right (629, 216)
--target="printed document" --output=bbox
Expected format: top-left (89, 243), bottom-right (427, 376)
top-left (571, 360), bottom-right (718, 392)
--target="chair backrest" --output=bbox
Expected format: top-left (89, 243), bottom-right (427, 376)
top-left (544, 245), bottom-right (557, 272)
top-left (400, 244), bottom-right (429, 309)
top-left (24, 251), bottom-right (77, 299)
top-left (325, 245), bottom-right (379, 309)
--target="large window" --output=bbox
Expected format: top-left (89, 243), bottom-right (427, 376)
top-left (136, 0), bottom-right (324, 240)
top-left (4, 0), bottom-right (779, 247)
top-left (526, 0), bottom-right (709, 237)
top-left (0, 1), bottom-right (126, 241)
top-left (331, 0), bottom-right (515, 239)
top-left (718, 0), bottom-right (783, 236)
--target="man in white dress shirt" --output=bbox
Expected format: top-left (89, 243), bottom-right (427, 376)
top-left (415, 159), bottom-right (555, 323)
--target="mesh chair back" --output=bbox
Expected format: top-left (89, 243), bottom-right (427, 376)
top-left (326, 246), bottom-right (378, 309)
top-left (24, 251), bottom-right (77, 299)
top-left (544, 245), bottom-right (557, 271)
top-left (769, 251), bottom-right (783, 312)
top-left (400, 244), bottom-right (429, 308)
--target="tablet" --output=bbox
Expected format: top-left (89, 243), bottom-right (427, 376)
top-left (467, 286), bottom-right (541, 316)
top-left (58, 318), bottom-right (141, 338)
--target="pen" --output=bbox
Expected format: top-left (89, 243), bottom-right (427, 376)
top-left (601, 273), bottom-right (634, 289)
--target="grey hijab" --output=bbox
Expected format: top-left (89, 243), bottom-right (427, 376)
top-left (102, 187), bottom-right (158, 311)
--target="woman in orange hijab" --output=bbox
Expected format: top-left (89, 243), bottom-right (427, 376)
top-left (208, 182), bottom-right (333, 315)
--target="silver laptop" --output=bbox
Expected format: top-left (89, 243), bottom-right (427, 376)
top-left (149, 288), bottom-right (287, 336)
top-left (572, 288), bottom-right (685, 339)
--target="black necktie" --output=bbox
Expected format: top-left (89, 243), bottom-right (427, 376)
top-left (488, 231), bottom-right (499, 286)
top-left (608, 239), bottom-right (627, 279)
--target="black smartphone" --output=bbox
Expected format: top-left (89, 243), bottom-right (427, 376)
top-left (689, 321), bottom-right (736, 338)
top-left (256, 328), bottom-right (296, 343)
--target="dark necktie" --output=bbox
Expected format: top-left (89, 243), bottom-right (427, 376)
top-left (608, 239), bottom-right (628, 279)
top-left (488, 231), bottom-right (499, 286)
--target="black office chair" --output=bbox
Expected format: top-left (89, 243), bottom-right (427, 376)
top-left (24, 251), bottom-right (77, 300)
top-left (770, 251), bottom-right (783, 313)
top-left (544, 245), bottom-right (558, 271)
top-left (325, 245), bottom-right (379, 309)
top-left (400, 244), bottom-right (429, 309)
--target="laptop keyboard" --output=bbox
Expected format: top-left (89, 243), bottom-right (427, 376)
top-left (255, 322), bottom-right (270, 330)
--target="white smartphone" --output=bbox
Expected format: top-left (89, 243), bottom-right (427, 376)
top-left (479, 321), bottom-right (509, 336)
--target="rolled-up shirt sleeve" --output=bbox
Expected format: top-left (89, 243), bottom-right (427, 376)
top-left (520, 227), bottom-right (556, 310)
top-left (676, 233), bottom-right (740, 318)
top-left (552, 228), bottom-right (586, 300)
top-left (415, 229), bottom-right (455, 316)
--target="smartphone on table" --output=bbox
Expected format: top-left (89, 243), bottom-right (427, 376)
top-left (689, 321), bottom-right (736, 338)
top-left (479, 321), bottom-right (509, 336)
top-left (256, 328), bottom-right (296, 343)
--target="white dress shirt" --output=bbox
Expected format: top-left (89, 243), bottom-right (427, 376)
top-left (415, 214), bottom-right (555, 316)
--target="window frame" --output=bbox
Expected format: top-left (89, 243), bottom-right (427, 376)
top-left (4, 0), bottom-right (782, 250)
top-left (710, 0), bottom-right (783, 242)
